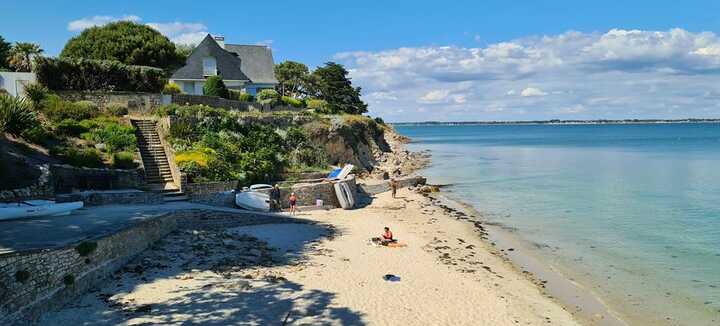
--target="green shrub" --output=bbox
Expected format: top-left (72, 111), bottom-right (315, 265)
top-left (153, 104), bottom-right (179, 117)
top-left (238, 92), bottom-right (254, 102)
top-left (306, 99), bottom-right (330, 113)
top-left (65, 148), bottom-right (104, 168)
top-left (162, 82), bottom-right (182, 94)
top-left (112, 151), bottom-right (137, 169)
top-left (84, 122), bottom-right (136, 152)
top-left (15, 270), bottom-right (31, 283)
top-left (55, 119), bottom-right (88, 137)
top-left (74, 100), bottom-right (97, 112)
top-left (202, 76), bottom-right (229, 98)
top-left (281, 96), bottom-right (304, 108)
top-left (23, 83), bottom-right (49, 106)
top-left (256, 89), bottom-right (280, 106)
top-left (0, 95), bottom-right (38, 137)
top-left (21, 125), bottom-right (55, 146)
top-left (34, 57), bottom-right (166, 92)
top-left (41, 95), bottom-right (98, 122)
top-left (75, 241), bottom-right (98, 257)
top-left (105, 104), bottom-right (128, 117)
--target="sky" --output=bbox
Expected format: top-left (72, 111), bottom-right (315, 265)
top-left (4, 0), bottom-right (720, 122)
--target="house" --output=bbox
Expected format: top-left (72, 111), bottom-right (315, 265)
top-left (0, 72), bottom-right (36, 97)
top-left (170, 35), bottom-right (278, 96)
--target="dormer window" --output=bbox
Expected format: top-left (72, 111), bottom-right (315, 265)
top-left (203, 57), bottom-right (217, 76)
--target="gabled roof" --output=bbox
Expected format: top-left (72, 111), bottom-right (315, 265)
top-left (171, 35), bottom-right (249, 81)
top-left (224, 44), bottom-right (278, 84)
top-left (171, 35), bottom-right (278, 84)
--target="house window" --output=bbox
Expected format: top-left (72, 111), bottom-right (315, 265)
top-left (202, 57), bottom-right (217, 76)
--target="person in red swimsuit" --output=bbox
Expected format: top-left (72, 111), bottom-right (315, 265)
top-left (289, 192), bottom-right (298, 215)
top-left (381, 227), bottom-right (395, 245)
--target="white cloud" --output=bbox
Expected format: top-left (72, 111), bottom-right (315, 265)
top-left (68, 15), bottom-right (208, 45)
top-left (146, 22), bottom-right (208, 45)
top-left (419, 89), bottom-right (450, 103)
top-left (337, 28), bottom-right (720, 122)
top-left (68, 15), bottom-right (140, 31)
top-left (520, 87), bottom-right (548, 97)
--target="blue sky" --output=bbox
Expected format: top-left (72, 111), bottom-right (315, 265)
top-left (4, 0), bottom-right (720, 121)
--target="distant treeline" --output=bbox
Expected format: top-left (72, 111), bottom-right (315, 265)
top-left (392, 118), bottom-right (720, 126)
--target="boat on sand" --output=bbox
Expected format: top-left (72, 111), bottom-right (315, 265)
top-left (0, 200), bottom-right (84, 221)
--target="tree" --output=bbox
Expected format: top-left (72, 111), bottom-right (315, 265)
top-left (203, 76), bottom-right (229, 98)
top-left (307, 62), bottom-right (367, 114)
top-left (274, 61), bottom-right (309, 97)
top-left (0, 36), bottom-right (11, 70)
top-left (8, 42), bottom-right (43, 72)
top-left (60, 21), bottom-right (184, 70)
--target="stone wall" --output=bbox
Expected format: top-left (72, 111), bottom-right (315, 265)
top-left (55, 190), bottom-right (163, 206)
top-left (51, 164), bottom-right (145, 194)
top-left (171, 94), bottom-right (301, 113)
top-left (258, 176), bottom-right (358, 208)
top-left (0, 165), bottom-right (53, 202)
top-left (0, 209), bottom-right (308, 325)
top-left (57, 91), bottom-right (162, 115)
top-left (183, 181), bottom-right (237, 208)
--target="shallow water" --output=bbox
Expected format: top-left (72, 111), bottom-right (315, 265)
top-left (396, 123), bottom-right (720, 325)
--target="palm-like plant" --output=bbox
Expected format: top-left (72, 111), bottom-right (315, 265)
top-left (0, 94), bottom-right (37, 136)
top-left (8, 42), bottom-right (43, 72)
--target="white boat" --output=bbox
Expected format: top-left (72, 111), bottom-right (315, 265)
top-left (235, 186), bottom-right (271, 212)
top-left (328, 164), bottom-right (355, 181)
top-left (334, 178), bottom-right (355, 210)
top-left (0, 200), bottom-right (84, 221)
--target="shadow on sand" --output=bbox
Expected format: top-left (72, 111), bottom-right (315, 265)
top-left (41, 216), bottom-right (366, 325)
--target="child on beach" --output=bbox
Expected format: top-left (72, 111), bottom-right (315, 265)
top-left (390, 178), bottom-right (399, 198)
top-left (289, 192), bottom-right (298, 215)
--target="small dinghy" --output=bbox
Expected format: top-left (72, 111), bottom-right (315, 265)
top-left (327, 164), bottom-right (354, 181)
top-left (334, 177), bottom-right (356, 210)
top-left (0, 200), bottom-right (84, 221)
top-left (235, 185), bottom-right (272, 212)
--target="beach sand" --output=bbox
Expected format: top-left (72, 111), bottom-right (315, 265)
top-left (40, 188), bottom-right (589, 325)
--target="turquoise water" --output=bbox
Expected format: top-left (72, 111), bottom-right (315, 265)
top-left (396, 123), bottom-right (720, 324)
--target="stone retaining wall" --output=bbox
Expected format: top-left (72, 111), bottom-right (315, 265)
top-left (171, 94), bottom-right (301, 113)
top-left (55, 190), bottom-right (163, 206)
top-left (0, 165), bottom-right (53, 202)
top-left (51, 164), bottom-right (144, 194)
top-left (0, 209), bottom-right (306, 325)
top-left (57, 91), bottom-right (162, 115)
top-left (184, 181), bottom-right (237, 208)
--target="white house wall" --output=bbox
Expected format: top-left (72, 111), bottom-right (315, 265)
top-left (0, 72), bottom-right (36, 97)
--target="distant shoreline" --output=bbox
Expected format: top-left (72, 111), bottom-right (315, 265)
top-left (392, 118), bottom-right (720, 126)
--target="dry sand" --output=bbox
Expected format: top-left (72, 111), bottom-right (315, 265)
top-left (41, 188), bottom-right (584, 325)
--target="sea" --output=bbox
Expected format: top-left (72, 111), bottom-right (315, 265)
top-left (395, 123), bottom-right (720, 325)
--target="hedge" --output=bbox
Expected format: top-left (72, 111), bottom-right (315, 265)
top-left (34, 57), bottom-right (166, 92)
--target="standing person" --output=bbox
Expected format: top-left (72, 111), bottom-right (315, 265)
top-left (269, 184), bottom-right (281, 212)
top-left (390, 178), bottom-right (398, 199)
top-left (289, 192), bottom-right (298, 215)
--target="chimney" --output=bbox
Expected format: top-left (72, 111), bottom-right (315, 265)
top-left (213, 35), bottom-right (225, 49)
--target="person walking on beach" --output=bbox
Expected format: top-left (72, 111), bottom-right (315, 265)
top-left (269, 184), bottom-right (281, 212)
top-left (289, 192), bottom-right (298, 215)
top-left (390, 178), bottom-right (399, 199)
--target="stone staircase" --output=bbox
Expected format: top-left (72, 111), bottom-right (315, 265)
top-left (131, 119), bottom-right (187, 202)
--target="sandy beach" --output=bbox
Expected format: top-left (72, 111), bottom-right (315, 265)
top-left (40, 187), bottom-right (595, 325)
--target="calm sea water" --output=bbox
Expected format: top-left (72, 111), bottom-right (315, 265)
top-left (395, 123), bottom-right (720, 324)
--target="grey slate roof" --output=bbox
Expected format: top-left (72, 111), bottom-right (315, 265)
top-left (171, 34), bottom-right (277, 84)
top-left (224, 44), bottom-right (278, 84)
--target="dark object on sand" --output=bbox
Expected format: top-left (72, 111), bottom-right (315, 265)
top-left (383, 274), bottom-right (401, 282)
